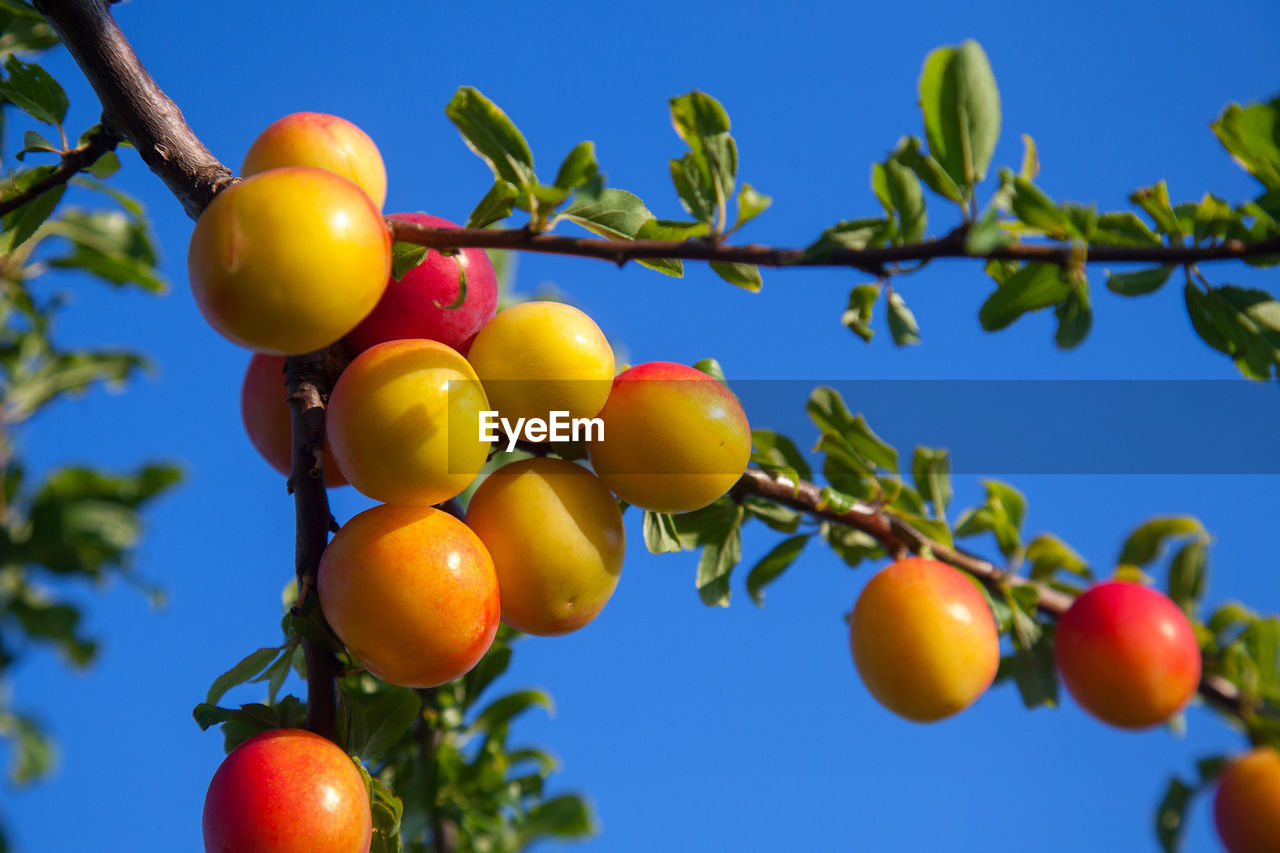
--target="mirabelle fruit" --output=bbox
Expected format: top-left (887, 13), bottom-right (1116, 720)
top-left (466, 301), bottom-right (614, 423)
top-left (202, 728), bottom-right (371, 853)
top-left (466, 458), bottom-right (625, 636)
top-left (318, 504), bottom-right (498, 687)
top-left (242, 112), bottom-right (387, 208)
top-left (325, 339), bottom-right (490, 506)
top-left (187, 167), bottom-right (390, 355)
top-left (346, 213), bottom-right (498, 356)
top-left (240, 354), bottom-right (345, 488)
top-left (848, 557), bottom-right (999, 722)
top-left (1214, 746), bottom-right (1280, 853)
top-left (1054, 581), bottom-right (1201, 729)
top-left (587, 361), bottom-right (750, 513)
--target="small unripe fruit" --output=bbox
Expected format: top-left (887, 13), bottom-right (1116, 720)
top-left (467, 457), bottom-right (625, 636)
top-left (849, 558), bottom-right (999, 723)
top-left (346, 213), bottom-right (499, 356)
top-left (326, 339), bottom-right (491, 506)
top-left (1214, 746), bottom-right (1280, 853)
top-left (202, 728), bottom-right (371, 853)
top-left (587, 362), bottom-right (751, 513)
top-left (1054, 580), bottom-right (1201, 729)
top-left (467, 301), bottom-right (614, 423)
top-left (242, 112), bottom-right (387, 208)
top-left (240, 354), bottom-right (345, 488)
top-left (187, 167), bottom-right (390, 355)
top-left (318, 504), bottom-right (499, 687)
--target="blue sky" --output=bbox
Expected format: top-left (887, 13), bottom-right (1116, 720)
top-left (5, 0), bottom-right (1280, 850)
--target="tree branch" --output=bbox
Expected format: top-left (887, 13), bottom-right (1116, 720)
top-left (732, 466), bottom-right (1257, 720)
top-left (0, 123), bottom-right (120, 217)
top-left (388, 219), bottom-right (1280, 276)
top-left (32, 0), bottom-right (233, 219)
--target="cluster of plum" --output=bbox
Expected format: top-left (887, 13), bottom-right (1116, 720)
top-left (193, 114), bottom-right (751, 852)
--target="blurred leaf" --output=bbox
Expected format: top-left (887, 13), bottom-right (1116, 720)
top-left (1184, 283), bottom-right (1280, 379)
top-left (893, 136), bottom-right (964, 204)
top-left (205, 646), bottom-right (279, 705)
top-left (875, 157), bottom-right (926, 243)
top-left (886, 290), bottom-right (921, 346)
top-left (17, 128), bottom-right (58, 158)
top-left (348, 686), bottom-right (420, 765)
top-left (750, 430), bottom-right (813, 482)
top-left (1107, 266), bottom-right (1173, 296)
top-left (746, 535), bottom-right (808, 606)
top-left (390, 242), bottom-right (428, 282)
top-left (1, 177), bottom-right (64, 253)
top-left (1054, 281), bottom-right (1092, 349)
top-left (516, 794), bottom-right (594, 846)
top-left (1212, 98), bottom-right (1280, 191)
top-left (1130, 181), bottom-right (1181, 237)
top-left (911, 447), bottom-right (952, 518)
top-left (45, 209), bottom-right (166, 292)
top-left (1118, 516), bottom-right (1207, 567)
top-left (978, 262), bottom-right (1069, 331)
top-left (471, 690), bottom-right (552, 734)
top-left (1025, 534), bottom-right (1091, 584)
top-left (460, 642), bottom-right (514, 710)
top-left (445, 87), bottom-right (535, 190)
top-left (919, 40), bottom-right (1001, 194)
top-left (1094, 211), bottom-right (1163, 247)
top-left (0, 712), bottom-right (53, 784)
top-left (709, 261), bottom-right (762, 292)
top-left (802, 218), bottom-right (891, 261)
top-left (1168, 540), bottom-right (1208, 617)
top-left (735, 183), bottom-right (771, 228)
top-left (0, 55), bottom-right (67, 125)
top-left (842, 283), bottom-right (880, 343)
top-left (695, 503), bottom-right (744, 607)
top-left (466, 180), bottom-right (518, 229)
top-left (1155, 777), bottom-right (1195, 853)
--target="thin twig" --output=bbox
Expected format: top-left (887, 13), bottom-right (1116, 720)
top-left (0, 124), bottom-right (120, 217)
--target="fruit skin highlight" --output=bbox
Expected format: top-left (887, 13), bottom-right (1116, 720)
top-left (466, 301), bottom-right (614, 423)
top-left (202, 728), bottom-right (371, 853)
top-left (318, 504), bottom-right (499, 688)
top-left (240, 353), bottom-right (346, 488)
top-left (1214, 746), bottom-right (1280, 853)
top-left (325, 339), bottom-right (491, 507)
top-left (587, 361), bottom-right (750, 513)
top-left (848, 557), bottom-right (999, 723)
top-left (187, 167), bottom-right (391, 355)
top-left (346, 213), bottom-right (498, 356)
top-left (467, 457), bottom-right (625, 636)
top-left (1054, 580), bottom-right (1202, 729)
top-left (242, 111), bottom-right (387, 208)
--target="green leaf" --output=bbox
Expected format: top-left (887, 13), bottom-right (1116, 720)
top-left (878, 157), bottom-right (926, 243)
top-left (642, 510), bottom-right (683, 554)
top-left (633, 217), bottom-right (707, 277)
top-left (750, 429), bottom-right (813, 482)
top-left (911, 447), bottom-right (952, 518)
top-left (807, 388), bottom-right (898, 472)
top-left (45, 209), bottom-right (166, 292)
top-left (1168, 540), bottom-right (1208, 616)
top-left (1211, 98), bottom-right (1280, 191)
top-left (554, 141), bottom-right (598, 191)
top-left (0, 713), bottom-right (54, 785)
top-left (965, 209), bottom-right (1013, 253)
top-left (466, 180), bottom-right (518, 229)
top-left (1185, 284), bottom-right (1280, 379)
top-left (444, 87), bottom-right (535, 190)
top-left (1193, 193), bottom-right (1238, 242)
top-left (348, 686), bottom-right (420, 765)
top-left (886, 290), bottom-right (921, 346)
top-left (471, 689), bottom-right (553, 734)
top-left (668, 90), bottom-right (737, 230)
top-left (691, 357), bottom-right (728, 386)
top-left (0, 56), bottom-right (68, 125)
top-left (1001, 636), bottom-right (1058, 710)
top-left (1009, 176), bottom-right (1077, 239)
top-left (390, 242), bottom-right (428, 282)
top-left (1130, 181), bottom-right (1182, 237)
top-left (842, 283), bottom-right (880, 343)
top-left (86, 150), bottom-right (120, 180)
top-left (1107, 266), bottom-right (1173, 296)
top-left (434, 256), bottom-right (468, 311)
top-left (709, 261), bottom-right (762, 292)
top-left (802, 218), bottom-right (891, 261)
top-left (746, 535), bottom-right (808, 606)
top-left (1094, 211), bottom-right (1163, 246)
top-left (205, 647), bottom-right (279, 705)
top-left (1155, 777), bottom-right (1196, 853)
top-left (1025, 534), bottom-right (1091, 584)
top-left (893, 136), bottom-right (964, 204)
top-left (516, 794), bottom-right (595, 846)
top-left (1053, 281), bottom-right (1092, 350)
top-left (8, 592), bottom-right (97, 666)
top-left (820, 521), bottom-right (884, 568)
top-left (978, 263), bottom-right (1069, 331)
top-left (18, 128), bottom-right (58, 158)
top-left (735, 183), bottom-right (771, 229)
top-left (561, 183), bottom-right (654, 240)
top-left (1117, 516), bottom-right (1206, 567)
top-left (919, 40), bottom-right (1001, 194)
top-left (670, 152), bottom-right (717, 223)
top-left (695, 503), bottom-right (744, 607)
top-left (460, 643), bottom-right (513, 710)
top-left (743, 498), bottom-right (802, 533)
top-left (1, 182), bottom-right (64, 254)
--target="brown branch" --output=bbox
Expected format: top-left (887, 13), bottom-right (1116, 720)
top-left (0, 124), bottom-right (120, 217)
top-left (33, 0), bottom-right (233, 219)
top-left (285, 345), bottom-right (348, 738)
top-left (733, 466), bottom-right (1255, 720)
top-left (388, 219), bottom-right (1280, 276)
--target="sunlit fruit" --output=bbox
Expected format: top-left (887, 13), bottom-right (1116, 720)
top-left (346, 213), bottom-right (498, 355)
top-left (325, 339), bottom-right (490, 506)
top-left (466, 301), bottom-right (614, 423)
top-left (240, 354), bottom-right (345, 488)
top-left (1054, 580), bottom-right (1201, 729)
top-left (1214, 746), bottom-right (1280, 853)
top-left (467, 457), bottom-right (625, 636)
top-left (187, 167), bottom-right (390, 355)
top-left (202, 728), bottom-right (371, 853)
top-left (587, 361), bottom-right (750, 513)
top-left (848, 557), bottom-right (1000, 723)
top-left (242, 112), bottom-right (387, 208)
top-left (318, 504), bottom-right (499, 687)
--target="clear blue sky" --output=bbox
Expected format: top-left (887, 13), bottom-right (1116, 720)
top-left (6, 1), bottom-right (1280, 850)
